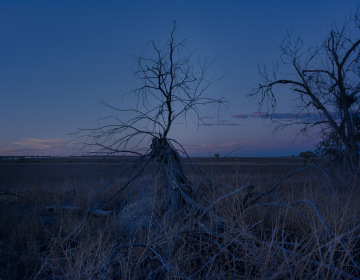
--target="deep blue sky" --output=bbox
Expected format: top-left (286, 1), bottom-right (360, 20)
top-left (1, 0), bottom-right (359, 157)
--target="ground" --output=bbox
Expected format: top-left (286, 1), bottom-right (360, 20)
top-left (0, 156), bottom-right (359, 279)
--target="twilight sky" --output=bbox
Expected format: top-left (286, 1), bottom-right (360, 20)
top-left (1, 0), bottom-right (359, 157)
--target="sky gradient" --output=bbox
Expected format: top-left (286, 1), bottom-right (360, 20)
top-left (1, 0), bottom-right (359, 157)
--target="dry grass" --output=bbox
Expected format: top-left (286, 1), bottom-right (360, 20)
top-left (0, 163), bottom-right (360, 279)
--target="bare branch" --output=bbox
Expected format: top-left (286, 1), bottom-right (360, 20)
top-left (251, 11), bottom-right (360, 170)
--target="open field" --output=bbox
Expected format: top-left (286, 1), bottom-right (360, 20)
top-left (0, 157), bottom-right (305, 187)
top-left (1, 157), bottom-right (359, 279)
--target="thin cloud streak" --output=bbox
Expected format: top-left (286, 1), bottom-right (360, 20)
top-left (13, 138), bottom-right (69, 149)
top-left (232, 112), bottom-right (323, 121)
top-left (251, 112), bottom-right (321, 120)
top-left (0, 138), bottom-right (73, 156)
top-left (199, 119), bottom-right (239, 126)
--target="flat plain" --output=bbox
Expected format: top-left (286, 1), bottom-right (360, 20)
top-left (0, 156), bottom-right (305, 187)
top-left (1, 156), bottom-right (359, 279)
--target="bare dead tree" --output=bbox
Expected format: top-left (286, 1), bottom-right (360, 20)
top-left (78, 22), bottom-right (224, 154)
top-left (75, 21), bottom-right (226, 233)
top-left (251, 11), bottom-right (360, 171)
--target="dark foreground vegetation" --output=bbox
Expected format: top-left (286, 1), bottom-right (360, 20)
top-left (1, 158), bottom-right (360, 279)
